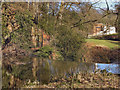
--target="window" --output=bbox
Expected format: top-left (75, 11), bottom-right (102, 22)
top-left (96, 27), bottom-right (101, 28)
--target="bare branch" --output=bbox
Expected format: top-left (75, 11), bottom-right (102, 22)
top-left (74, 1), bottom-right (101, 23)
top-left (71, 12), bottom-right (111, 29)
top-left (88, 0), bottom-right (101, 11)
top-left (67, 3), bottom-right (73, 10)
top-left (105, 0), bottom-right (109, 13)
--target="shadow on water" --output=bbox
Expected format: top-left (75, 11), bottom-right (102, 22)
top-left (2, 56), bottom-right (120, 88)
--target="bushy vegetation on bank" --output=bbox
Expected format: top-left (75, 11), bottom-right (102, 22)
top-left (90, 34), bottom-right (119, 41)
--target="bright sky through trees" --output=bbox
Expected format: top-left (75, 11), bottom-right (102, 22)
top-left (92, 0), bottom-right (118, 10)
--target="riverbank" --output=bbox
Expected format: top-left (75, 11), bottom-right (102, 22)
top-left (2, 40), bottom-right (120, 64)
top-left (82, 39), bottom-right (120, 64)
top-left (2, 51), bottom-right (120, 88)
top-left (24, 71), bottom-right (120, 88)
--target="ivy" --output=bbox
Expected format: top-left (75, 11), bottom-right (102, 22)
top-left (33, 46), bottom-right (53, 58)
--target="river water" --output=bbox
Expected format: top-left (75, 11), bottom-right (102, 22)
top-left (2, 57), bottom-right (120, 87)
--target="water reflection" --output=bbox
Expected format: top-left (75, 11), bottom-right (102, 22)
top-left (96, 63), bottom-right (120, 74)
top-left (2, 56), bottom-right (120, 88)
top-left (32, 57), bottom-right (38, 81)
top-left (37, 59), bottom-right (51, 84)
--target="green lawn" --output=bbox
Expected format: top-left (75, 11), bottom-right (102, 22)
top-left (86, 39), bottom-right (120, 49)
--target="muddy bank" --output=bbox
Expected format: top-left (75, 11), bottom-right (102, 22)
top-left (24, 71), bottom-right (120, 88)
top-left (83, 44), bottom-right (120, 64)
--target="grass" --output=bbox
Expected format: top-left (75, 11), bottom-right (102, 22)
top-left (86, 39), bottom-right (120, 49)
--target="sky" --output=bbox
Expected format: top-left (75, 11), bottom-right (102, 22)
top-left (92, 0), bottom-right (119, 10)
top-left (1, 0), bottom-right (119, 10)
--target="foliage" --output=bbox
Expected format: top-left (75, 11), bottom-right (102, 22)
top-left (38, 15), bottom-right (56, 35)
top-left (2, 3), bottom-right (11, 45)
top-left (116, 4), bottom-right (120, 40)
top-left (33, 46), bottom-right (53, 58)
top-left (11, 10), bottom-right (34, 50)
top-left (2, 3), bottom-right (34, 50)
top-left (2, 2), bottom-right (91, 60)
top-left (90, 34), bottom-right (119, 40)
top-left (34, 4), bottom-right (87, 60)
top-left (55, 25), bottom-right (85, 61)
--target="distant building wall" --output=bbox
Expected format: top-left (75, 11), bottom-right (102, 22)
top-left (93, 23), bottom-right (104, 36)
top-left (90, 23), bottom-right (117, 36)
top-left (106, 27), bottom-right (116, 35)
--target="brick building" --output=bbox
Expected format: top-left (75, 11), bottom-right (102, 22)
top-left (93, 23), bottom-right (104, 36)
top-left (88, 23), bottom-right (117, 37)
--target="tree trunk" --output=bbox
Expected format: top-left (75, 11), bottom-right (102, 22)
top-left (117, 5), bottom-right (120, 39)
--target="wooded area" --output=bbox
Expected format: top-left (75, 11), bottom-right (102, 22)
top-left (2, 1), bottom-right (120, 61)
top-left (1, 1), bottom-right (120, 88)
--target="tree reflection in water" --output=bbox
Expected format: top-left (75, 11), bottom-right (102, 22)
top-left (2, 56), bottom-right (120, 88)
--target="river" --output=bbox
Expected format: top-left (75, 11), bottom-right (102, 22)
top-left (2, 56), bottom-right (120, 87)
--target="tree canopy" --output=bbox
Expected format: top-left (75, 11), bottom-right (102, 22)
top-left (2, 2), bottom-right (118, 60)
